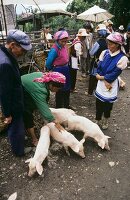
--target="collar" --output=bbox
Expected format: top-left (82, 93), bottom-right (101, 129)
top-left (108, 49), bottom-right (121, 57)
top-left (56, 41), bottom-right (62, 49)
top-left (1, 46), bottom-right (17, 62)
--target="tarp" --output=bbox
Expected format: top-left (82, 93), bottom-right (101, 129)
top-left (1, 0), bottom-right (70, 5)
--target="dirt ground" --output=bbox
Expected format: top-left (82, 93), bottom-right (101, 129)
top-left (0, 69), bottom-right (130, 200)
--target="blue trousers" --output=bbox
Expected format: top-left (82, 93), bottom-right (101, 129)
top-left (8, 116), bottom-right (25, 156)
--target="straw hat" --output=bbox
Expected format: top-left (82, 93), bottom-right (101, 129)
top-left (96, 24), bottom-right (107, 31)
top-left (107, 20), bottom-right (113, 25)
top-left (77, 29), bottom-right (87, 37)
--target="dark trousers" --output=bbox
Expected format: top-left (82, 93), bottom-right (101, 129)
top-left (8, 116), bottom-right (25, 156)
top-left (88, 75), bottom-right (98, 95)
top-left (96, 98), bottom-right (113, 120)
top-left (70, 68), bottom-right (77, 91)
top-left (56, 90), bottom-right (70, 108)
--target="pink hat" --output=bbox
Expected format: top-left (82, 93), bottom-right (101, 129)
top-left (54, 30), bottom-right (69, 40)
top-left (33, 72), bottom-right (66, 84)
top-left (107, 32), bottom-right (124, 45)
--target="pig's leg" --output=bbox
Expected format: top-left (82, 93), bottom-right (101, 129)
top-left (63, 145), bottom-right (70, 156)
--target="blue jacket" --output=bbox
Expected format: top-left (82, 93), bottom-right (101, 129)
top-left (97, 50), bottom-right (124, 83)
top-left (0, 46), bottom-right (24, 118)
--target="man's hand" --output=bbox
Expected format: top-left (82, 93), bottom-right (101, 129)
top-left (104, 80), bottom-right (112, 90)
top-left (4, 116), bottom-right (12, 124)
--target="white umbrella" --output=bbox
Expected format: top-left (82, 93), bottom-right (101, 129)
top-left (77, 5), bottom-right (114, 22)
top-left (2, 0), bottom-right (70, 5)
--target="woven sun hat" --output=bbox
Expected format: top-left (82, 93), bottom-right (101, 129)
top-left (96, 24), bottom-right (107, 31)
top-left (77, 29), bottom-right (87, 37)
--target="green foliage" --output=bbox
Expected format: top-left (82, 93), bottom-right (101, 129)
top-left (108, 0), bottom-right (130, 28)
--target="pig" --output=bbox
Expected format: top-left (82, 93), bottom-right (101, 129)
top-left (25, 125), bottom-right (50, 177)
top-left (50, 108), bottom-right (76, 125)
top-left (64, 115), bottom-right (111, 150)
top-left (47, 122), bottom-right (85, 158)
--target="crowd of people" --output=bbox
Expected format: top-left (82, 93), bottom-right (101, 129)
top-left (0, 20), bottom-right (130, 157)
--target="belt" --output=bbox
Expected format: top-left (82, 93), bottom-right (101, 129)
top-left (53, 63), bottom-right (68, 67)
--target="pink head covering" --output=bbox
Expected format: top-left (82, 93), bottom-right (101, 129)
top-left (33, 72), bottom-right (66, 84)
top-left (107, 32), bottom-right (124, 45)
top-left (54, 30), bottom-right (69, 40)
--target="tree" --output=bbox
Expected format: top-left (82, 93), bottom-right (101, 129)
top-left (108, 0), bottom-right (130, 29)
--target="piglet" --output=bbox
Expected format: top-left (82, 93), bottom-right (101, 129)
top-left (25, 125), bottom-right (50, 177)
top-left (65, 115), bottom-right (111, 150)
top-left (50, 108), bottom-right (76, 124)
top-left (47, 122), bottom-right (85, 158)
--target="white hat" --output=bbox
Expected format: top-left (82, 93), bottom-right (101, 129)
top-left (77, 29), bottom-right (87, 37)
top-left (119, 25), bottom-right (124, 30)
top-left (107, 20), bottom-right (113, 25)
top-left (96, 24), bottom-right (107, 31)
top-left (103, 20), bottom-right (109, 26)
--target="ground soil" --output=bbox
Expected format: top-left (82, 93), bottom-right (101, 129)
top-left (0, 69), bottom-right (130, 200)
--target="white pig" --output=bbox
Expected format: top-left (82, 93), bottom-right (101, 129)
top-left (50, 108), bottom-right (76, 124)
top-left (47, 122), bottom-right (85, 158)
top-left (25, 125), bottom-right (50, 176)
top-left (65, 115), bottom-right (111, 150)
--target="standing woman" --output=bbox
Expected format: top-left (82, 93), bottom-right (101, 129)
top-left (88, 24), bottom-right (108, 95)
top-left (46, 30), bottom-right (71, 108)
top-left (95, 32), bottom-right (128, 129)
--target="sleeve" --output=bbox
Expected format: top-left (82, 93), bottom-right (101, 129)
top-left (89, 42), bottom-right (100, 56)
top-left (0, 64), bottom-right (13, 117)
top-left (104, 55), bottom-right (128, 83)
top-left (74, 43), bottom-right (82, 56)
top-left (98, 50), bottom-right (106, 61)
top-left (97, 50), bottom-right (107, 74)
top-left (32, 91), bottom-right (55, 122)
top-left (116, 55), bottom-right (128, 70)
top-left (104, 67), bottom-right (122, 83)
top-left (46, 48), bottom-right (58, 70)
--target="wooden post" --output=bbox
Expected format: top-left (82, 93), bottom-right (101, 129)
top-left (1, 0), bottom-right (7, 35)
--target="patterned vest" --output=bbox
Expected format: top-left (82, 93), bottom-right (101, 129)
top-left (52, 43), bottom-right (69, 66)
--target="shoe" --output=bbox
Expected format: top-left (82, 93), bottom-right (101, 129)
top-left (68, 105), bottom-right (76, 110)
top-left (96, 120), bottom-right (102, 127)
top-left (24, 147), bottom-right (32, 154)
top-left (102, 118), bottom-right (109, 130)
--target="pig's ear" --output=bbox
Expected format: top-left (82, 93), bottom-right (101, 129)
top-left (80, 138), bottom-right (85, 144)
top-left (73, 146), bottom-right (80, 153)
top-left (106, 136), bottom-right (111, 139)
top-left (25, 158), bottom-right (32, 163)
top-left (36, 162), bottom-right (43, 175)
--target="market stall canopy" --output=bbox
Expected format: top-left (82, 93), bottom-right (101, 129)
top-left (77, 5), bottom-right (114, 23)
top-left (17, 9), bottom-right (73, 25)
top-left (40, 8), bottom-right (73, 19)
top-left (2, 0), bottom-right (70, 5)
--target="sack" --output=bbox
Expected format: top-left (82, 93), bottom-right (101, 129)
top-left (0, 106), bottom-right (7, 133)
